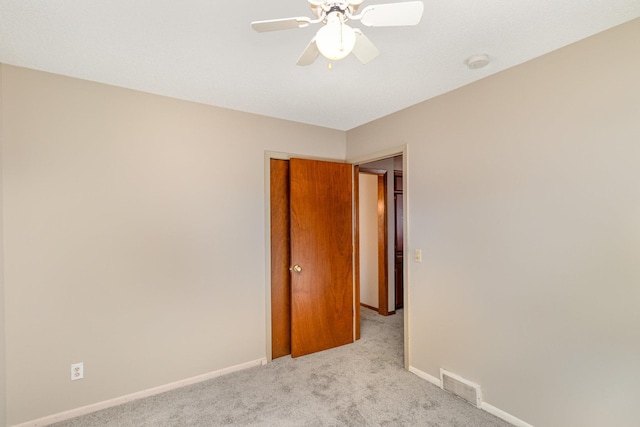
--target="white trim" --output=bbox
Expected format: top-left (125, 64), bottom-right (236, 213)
top-left (402, 147), bottom-right (409, 369)
top-left (12, 358), bottom-right (267, 427)
top-left (347, 145), bottom-right (406, 166)
top-left (263, 152), bottom-right (279, 363)
top-left (481, 402), bottom-right (535, 427)
top-left (409, 365), bottom-right (442, 387)
top-left (352, 165), bottom-right (357, 341)
top-left (410, 365), bottom-right (535, 427)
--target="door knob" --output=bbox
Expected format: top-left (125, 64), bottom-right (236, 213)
top-left (289, 264), bottom-right (302, 273)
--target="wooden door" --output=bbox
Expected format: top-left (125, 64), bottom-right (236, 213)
top-left (289, 158), bottom-right (354, 357)
top-left (394, 171), bottom-right (404, 309)
top-left (270, 159), bottom-right (291, 359)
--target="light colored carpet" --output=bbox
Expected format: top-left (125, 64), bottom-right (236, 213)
top-left (54, 308), bottom-right (511, 426)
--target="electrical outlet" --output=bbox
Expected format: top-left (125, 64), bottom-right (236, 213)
top-left (71, 362), bottom-right (84, 380)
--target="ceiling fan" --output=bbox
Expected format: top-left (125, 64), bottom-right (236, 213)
top-left (251, 0), bottom-right (424, 66)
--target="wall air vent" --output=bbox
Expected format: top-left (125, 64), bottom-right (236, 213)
top-left (440, 369), bottom-right (483, 408)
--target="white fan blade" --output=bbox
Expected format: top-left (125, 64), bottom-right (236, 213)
top-left (296, 38), bottom-right (320, 66)
top-left (360, 1), bottom-right (424, 27)
top-left (352, 29), bottom-right (379, 64)
top-left (251, 17), bottom-right (312, 32)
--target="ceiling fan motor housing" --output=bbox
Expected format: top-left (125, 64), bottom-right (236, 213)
top-left (312, 1), bottom-right (360, 19)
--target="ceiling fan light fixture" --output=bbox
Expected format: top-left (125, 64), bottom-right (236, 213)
top-left (251, 1), bottom-right (426, 66)
top-left (315, 13), bottom-right (356, 61)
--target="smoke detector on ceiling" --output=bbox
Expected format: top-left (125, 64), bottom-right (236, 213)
top-left (466, 54), bottom-right (490, 69)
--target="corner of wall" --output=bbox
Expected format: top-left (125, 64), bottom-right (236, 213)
top-left (0, 62), bottom-right (8, 427)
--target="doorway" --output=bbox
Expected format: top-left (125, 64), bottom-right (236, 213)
top-left (351, 148), bottom-right (408, 369)
top-left (358, 168), bottom-right (389, 315)
top-left (358, 155), bottom-right (403, 316)
top-left (265, 148), bottom-right (408, 368)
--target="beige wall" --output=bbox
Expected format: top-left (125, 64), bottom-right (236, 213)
top-left (347, 18), bottom-right (640, 427)
top-left (0, 64), bottom-right (345, 425)
top-left (0, 64), bottom-right (6, 427)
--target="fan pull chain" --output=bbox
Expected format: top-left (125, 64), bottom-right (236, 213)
top-left (339, 17), bottom-right (345, 52)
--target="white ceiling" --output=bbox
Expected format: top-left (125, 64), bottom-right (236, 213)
top-left (1, 1), bottom-right (639, 131)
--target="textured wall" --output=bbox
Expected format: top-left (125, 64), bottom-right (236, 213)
top-left (347, 18), bottom-right (640, 427)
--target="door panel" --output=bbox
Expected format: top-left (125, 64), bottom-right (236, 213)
top-left (354, 165), bottom-right (360, 340)
top-left (270, 159), bottom-right (291, 359)
top-left (289, 158), bottom-right (354, 357)
top-left (394, 171), bottom-right (404, 309)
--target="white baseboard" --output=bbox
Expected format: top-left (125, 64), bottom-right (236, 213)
top-left (409, 365), bottom-right (442, 387)
top-left (12, 358), bottom-right (268, 427)
top-left (482, 402), bottom-right (534, 427)
top-left (409, 365), bottom-right (534, 427)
